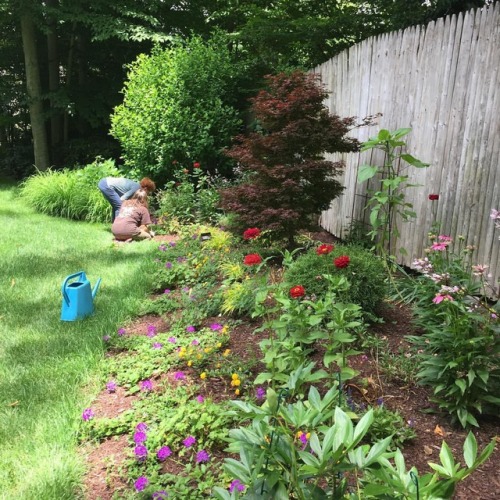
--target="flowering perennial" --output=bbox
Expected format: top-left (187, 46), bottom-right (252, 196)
top-left (334, 255), bottom-right (350, 268)
top-left (183, 436), bottom-right (196, 447)
top-left (134, 476), bottom-right (149, 492)
top-left (157, 446), bottom-right (172, 461)
top-left (196, 450), bottom-right (210, 463)
top-left (243, 253), bottom-right (262, 266)
top-left (243, 227), bottom-right (261, 240)
top-left (289, 285), bottom-right (305, 299)
top-left (82, 408), bottom-right (94, 421)
top-left (316, 244), bottom-right (334, 255)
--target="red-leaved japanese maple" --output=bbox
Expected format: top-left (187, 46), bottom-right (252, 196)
top-left (219, 71), bottom-right (359, 248)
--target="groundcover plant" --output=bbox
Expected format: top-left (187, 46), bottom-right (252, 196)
top-left (78, 222), bottom-right (497, 499)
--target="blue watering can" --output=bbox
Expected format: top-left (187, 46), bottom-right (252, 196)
top-left (61, 271), bottom-right (101, 321)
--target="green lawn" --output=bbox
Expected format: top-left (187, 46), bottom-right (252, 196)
top-left (0, 183), bottom-right (157, 499)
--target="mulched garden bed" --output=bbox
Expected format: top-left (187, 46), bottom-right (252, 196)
top-left (81, 232), bottom-right (499, 499)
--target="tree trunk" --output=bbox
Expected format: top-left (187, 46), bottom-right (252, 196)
top-left (46, 0), bottom-right (63, 150)
top-left (20, 11), bottom-right (50, 171)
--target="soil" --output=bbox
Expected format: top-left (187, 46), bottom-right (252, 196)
top-left (82, 232), bottom-right (500, 500)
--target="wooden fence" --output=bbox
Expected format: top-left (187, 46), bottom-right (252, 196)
top-left (313, 4), bottom-right (500, 292)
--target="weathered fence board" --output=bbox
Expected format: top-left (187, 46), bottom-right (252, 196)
top-left (314, 4), bottom-right (500, 292)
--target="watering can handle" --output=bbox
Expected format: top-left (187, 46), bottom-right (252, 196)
top-left (62, 271), bottom-right (84, 306)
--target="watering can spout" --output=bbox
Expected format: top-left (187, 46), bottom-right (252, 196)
top-left (92, 278), bottom-right (102, 300)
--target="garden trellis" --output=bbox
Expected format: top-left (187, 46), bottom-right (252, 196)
top-left (313, 4), bottom-right (500, 289)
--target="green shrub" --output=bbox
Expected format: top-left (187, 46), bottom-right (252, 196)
top-left (157, 168), bottom-right (224, 226)
top-left (283, 244), bottom-right (387, 315)
top-left (110, 33), bottom-right (241, 183)
top-left (20, 158), bottom-right (120, 222)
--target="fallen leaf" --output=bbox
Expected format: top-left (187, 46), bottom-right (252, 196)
top-left (434, 424), bottom-right (446, 437)
top-left (7, 401), bottom-right (19, 407)
top-left (11, 278), bottom-right (15, 287)
top-left (424, 445), bottom-right (433, 455)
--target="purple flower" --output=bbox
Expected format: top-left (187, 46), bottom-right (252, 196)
top-left (191, 339), bottom-right (199, 346)
top-left (376, 397), bottom-right (384, 407)
top-left (196, 450), bottom-right (210, 463)
top-left (141, 379), bottom-right (153, 392)
top-left (152, 342), bottom-right (163, 350)
top-left (157, 446), bottom-right (172, 461)
top-left (82, 408), bottom-right (94, 421)
top-left (164, 289), bottom-right (171, 294)
top-left (210, 323), bottom-right (223, 331)
top-left (106, 381), bottom-right (117, 393)
top-left (177, 256), bottom-right (186, 263)
top-left (169, 242), bottom-right (176, 247)
top-left (158, 244), bottom-right (167, 251)
top-left (255, 387), bottom-right (266, 400)
top-left (229, 479), bottom-right (245, 493)
top-left (134, 431), bottom-right (147, 444)
top-left (102, 335), bottom-right (111, 342)
top-left (152, 490), bottom-right (168, 499)
top-left (117, 328), bottom-right (126, 336)
top-left (183, 436), bottom-right (196, 447)
top-left (134, 476), bottom-right (149, 492)
top-left (299, 433), bottom-right (308, 449)
top-left (168, 336), bottom-right (177, 343)
top-left (134, 445), bottom-right (148, 460)
top-left (186, 325), bottom-right (195, 333)
top-left (165, 261), bottom-right (172, 269)
top-left (182, 287), bottom-right (190, 293)
top-left (136, 422), bottom-right (148, 432)
top-left (174, 371), bottom-right (185, 380)
top-left (196, 395), bottom-right (205, 403)
top-left (147, 325), bottom-right (157, 337)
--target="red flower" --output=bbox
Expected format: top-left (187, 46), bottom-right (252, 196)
top-left (316, 244), bottom-right (334, 255)
top-left (243, 254), bottom-right (262, 266)
top-left (243, 228), bottom-right (261, 240)
top-left (193, 162), bottom-right (201, 169)
top-left (334, 255), bottom-right (350, 268)
top-left (289, 285), bottom-right (305, 299)
top-left (428, 194), bottom-right (439, 201)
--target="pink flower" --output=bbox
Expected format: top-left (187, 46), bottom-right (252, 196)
top-left (174, 371), bottom-right (185, 380)
top-left (117, 328), bottom-right (126, 336)
top-left (431, 242), bottom-right (447, 251)
top-left (140, 379), bottom-right (153, 391)
top-left (82, 408), bottom-right (94, 421)
top-left (196, 395), bottom-right (205, 403)
top-left (147, 325), bottom-right (157, 337)
top-left (432, 294), bottom-right (454, 304)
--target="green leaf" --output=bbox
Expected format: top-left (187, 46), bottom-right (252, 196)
top-left (439, 441), bottom-right (455, 476)
top-left (378, 129), bottom-right (391, 140)
top-left (391, 127), bottom-right (411, 138)
top-left (352, 409), bottom-right (374, 446)
top-left (253, 372), bottom-right (273, 385)
top-left (455, 379), bottom-right (467, 395)
top-left (400, 153), bottom-right (429, 168)
top-left (358, 165), bottom-right (378, 182)
top-left (463, 432), bottom-right (478, 468)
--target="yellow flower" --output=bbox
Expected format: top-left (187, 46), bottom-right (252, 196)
top-left (200, 372), bottom-right (207, 380)
top-left (197, 354), bottom-right (202, 360)
top-left (216, 363), bottom-right (221, 368)
top-left (296, 431), bottom-right (303, 438)
top-left (216, 342), bottom-right (222, 348)
top-left (235, 389), bottom-right (240, 395)
top-left (232, 379), bottom-right (241, 386)
top-left (187, 360), bottom-right (192, 367)
top-left (223, 349), bottom-right (231, 357)
top-left (204, 348), bottom-right (211, 353)
top-left (306, 432), bottom-right (311, 439)
top-left (221, 325), bottom-right (229, 334)
top-left (231, 373), bottom-right (239, 380)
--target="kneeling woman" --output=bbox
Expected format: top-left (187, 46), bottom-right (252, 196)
top-left (112, 189), bottom-right (153, 241)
